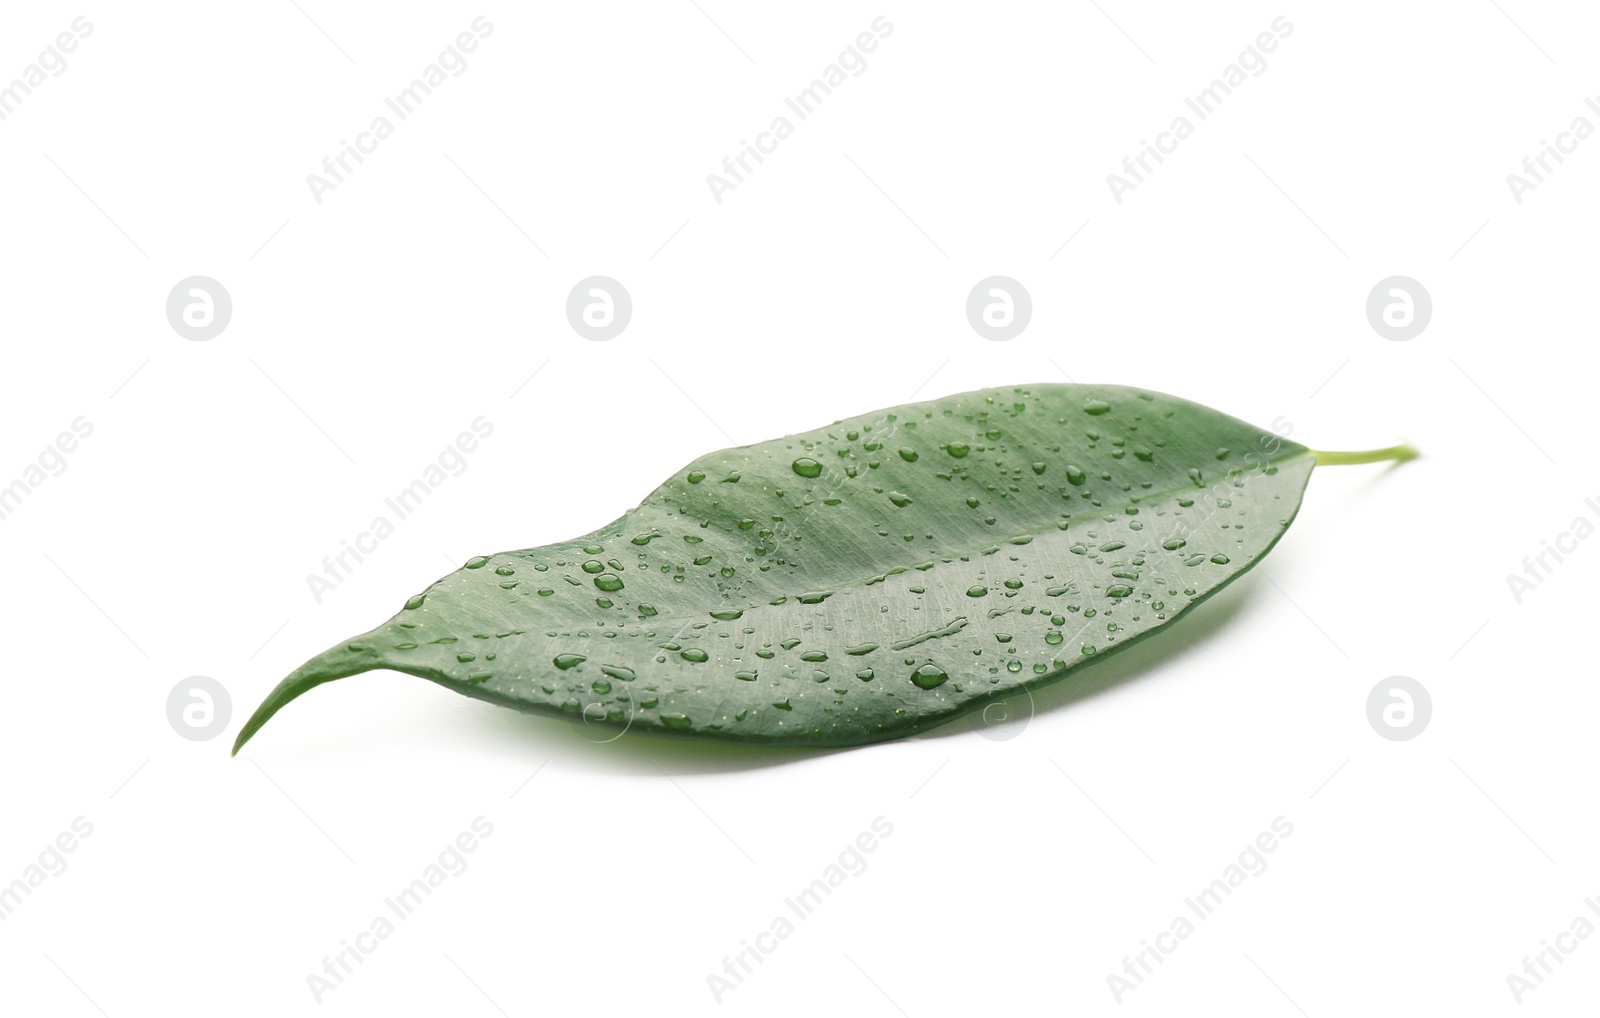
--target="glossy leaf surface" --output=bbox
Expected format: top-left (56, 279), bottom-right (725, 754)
top-left (235, 384), bottom-right (1324, 752)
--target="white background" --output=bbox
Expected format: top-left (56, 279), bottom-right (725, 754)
top-left (1, 2), bottom-right (1596, 1014)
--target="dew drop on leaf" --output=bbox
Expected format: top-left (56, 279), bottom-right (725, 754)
top-left (910, 664), bottom-right (949, 689)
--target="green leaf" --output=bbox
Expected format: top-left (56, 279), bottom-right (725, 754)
top-left (234, 383), bottom-right (1412, 753)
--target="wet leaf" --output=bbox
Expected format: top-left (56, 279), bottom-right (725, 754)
top-left (234, 383), bottom-right (1412, 752)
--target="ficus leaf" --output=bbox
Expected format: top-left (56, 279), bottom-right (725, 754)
top-left (233, 383), bottom-right (1413, 753)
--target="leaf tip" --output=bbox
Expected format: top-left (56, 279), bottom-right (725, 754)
top-left (230, 645), bottom-right (378, 757)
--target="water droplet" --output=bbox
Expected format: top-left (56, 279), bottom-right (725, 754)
top-left (639, 604), bottom-right (658, 616)
top-left (594, 573), bottom-right (624, 592)
top-left (966, 585), bottom-right (988, 597)
top-left (1066, 466), bottom-right (1086, 485)
top-left (1162, 538), bottom-right (1186, 550)
top-left (1106, 584), bottom-right (1133, 598)
top-left (888, 491), bottom-right (912, 507)
top-left (680, 648), bottom-right (708, 663)
top-left (800, 651), bottom-right (828, 662)
top-left (582, 560), bottom-right (604, 574)
top-left (791, 457), bottom-right (823, 478)
top-left (465, 556), bottom-right (489, 569)
top-left (898, 447), bottom-right (919, 462)
top-left (856, 668), bottom-right (875, 681)
top-left (910, 664), bottom-right (949, 689)
top-left (846, 643), bottom-right (879, 655)
top-left (734, 670), bottom-right (758, 681)
top-left (1031, 461), bottom-right (1046, 474)
top-left (592, 679), bottom-right (612, 695)
top-left (946, 442), bottom-right (969, 458)
top-left (1211, 553), bottom-right (1231, 565)
top-left (601, 665), bottom-right (636, 682)
top-left (661, 713), bottom-right (692, 729)
top-left (1084, 400), bottom-right (1111, 415)
top-left (686, 471), bottom-right (706, 484)
top-left (403, 594), bottom-right (425, 610)
top-left (709, 609), bottom-right (743, 620)
top-left (553, 654), bottom-right (586, 670)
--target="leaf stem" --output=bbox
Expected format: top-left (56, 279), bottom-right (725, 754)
top-left (1310, 443), bottom-right (1419, 467)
